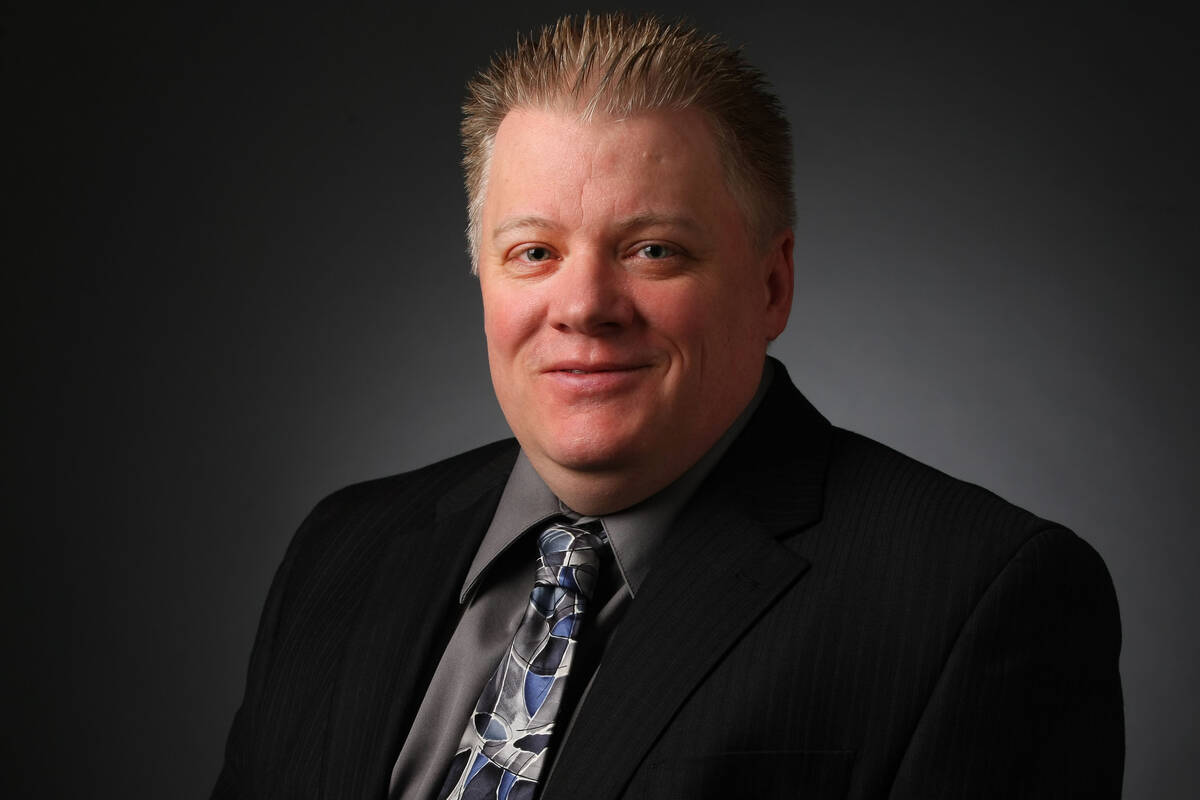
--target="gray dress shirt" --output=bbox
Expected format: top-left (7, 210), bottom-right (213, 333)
top-left (388, 361), bottom-right (773, 799)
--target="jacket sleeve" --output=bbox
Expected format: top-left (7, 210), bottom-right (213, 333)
top-left (210, 531), bottom-right (299, 799)
top-left (888, 527), bottom-right (1124, 798)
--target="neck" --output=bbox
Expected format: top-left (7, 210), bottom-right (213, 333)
top-left (535, 460), bottom-right (684, 516)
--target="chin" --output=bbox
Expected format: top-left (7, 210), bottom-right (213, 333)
top-left (538, 424), bottom-right (649, 474)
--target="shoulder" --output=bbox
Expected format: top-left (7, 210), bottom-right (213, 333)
top-left (815, 427), bottom-right (1106, 594)
top-left (308, 438), bottom-right (519, 525)
top-left (281, 438), bottom-right (519, 578)
top-left (800, 427), bottom-right (1118, 690)
top-left (826, 427), bottom-right (1045, 531)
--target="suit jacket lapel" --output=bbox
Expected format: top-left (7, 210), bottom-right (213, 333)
top-left (543, 501), bottom-right (810, 800)
top-left (321, 446), bottom-right (517, 800)
top-left (543, 361), bottom-right (833, 800)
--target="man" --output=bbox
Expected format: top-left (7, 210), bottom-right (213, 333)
top-left (214, 13), bottom-right (1123, 799)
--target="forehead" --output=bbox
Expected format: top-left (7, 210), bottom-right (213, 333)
top-left (483, 107), bottom-right (741, 232)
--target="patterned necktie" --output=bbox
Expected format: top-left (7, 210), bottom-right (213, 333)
top-left (436, 519), bottom-right (606, 800)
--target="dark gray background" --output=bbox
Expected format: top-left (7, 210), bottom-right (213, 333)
top-left (7, 2), bottom-right (1196, 797)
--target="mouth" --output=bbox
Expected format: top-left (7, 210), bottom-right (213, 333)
top-left (542, 362), bottom-right (651, 392)
top-left (558, 368), bottom-right (629, 374)
top-left (546, 363), bottom-right (649, 375)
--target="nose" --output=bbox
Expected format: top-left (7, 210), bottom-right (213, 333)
top-left (547, 251), bottom-right (636, 335)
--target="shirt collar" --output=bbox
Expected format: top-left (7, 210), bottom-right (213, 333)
top-left (459, 358), bottom-right (775, 603)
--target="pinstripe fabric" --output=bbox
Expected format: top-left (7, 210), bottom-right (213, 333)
top-left (213, 440), bottom-right (518, 799)
top-left (213, 361), bottom-right (1122, 799)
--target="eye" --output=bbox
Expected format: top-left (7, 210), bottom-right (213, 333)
top-left (519, 245), bottom-right (554, 262)
top-left (637, 243), bottom-right (676, 259)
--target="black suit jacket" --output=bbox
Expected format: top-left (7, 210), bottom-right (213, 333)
top-left (214, 363), bottom-right (1123, 798)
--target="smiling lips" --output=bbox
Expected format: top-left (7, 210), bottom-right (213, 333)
top-left (545, 360), bottom-right (650, 373)
top-left (543, 363), bottom-right (651, 394)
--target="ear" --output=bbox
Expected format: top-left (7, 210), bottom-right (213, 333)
top-left (762, 228), bottom-right (794, 341)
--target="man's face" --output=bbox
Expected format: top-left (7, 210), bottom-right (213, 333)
top-left (478, 107), bottom-right (793, 513)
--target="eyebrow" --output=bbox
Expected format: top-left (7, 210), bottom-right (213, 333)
top-left (613, 213), bottom-right (704, 235)
top-left (491, 212), bottom-right (703, 240)
top-left (491, 215), bottom-right (562, 240)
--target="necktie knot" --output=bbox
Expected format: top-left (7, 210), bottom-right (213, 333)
top-left (533, 520), bottom-right (605, 602)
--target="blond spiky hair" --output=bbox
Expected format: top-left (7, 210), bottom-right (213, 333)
top-left (460, 12), bottom-right (794, 270)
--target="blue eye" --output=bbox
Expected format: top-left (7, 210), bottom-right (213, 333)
top-left (639, 243), bottom-right (674, 259)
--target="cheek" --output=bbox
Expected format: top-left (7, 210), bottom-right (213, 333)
top-left (482, 286), bottom-right (540, 357)
top-left (637, 283), bottom-right (726, 352)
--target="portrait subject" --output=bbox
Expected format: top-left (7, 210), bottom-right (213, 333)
top-left (212, 13), bottom-right (1124, 799)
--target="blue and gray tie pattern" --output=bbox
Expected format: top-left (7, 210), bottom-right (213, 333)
top-left (437, 520), bottom-right (605, 800)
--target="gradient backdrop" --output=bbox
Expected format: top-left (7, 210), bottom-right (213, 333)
top-left (8, 3), bottom-right (1196, 797)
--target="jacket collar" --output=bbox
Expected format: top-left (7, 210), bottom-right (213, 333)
top-left (704, 356), bottom-right (832, 536)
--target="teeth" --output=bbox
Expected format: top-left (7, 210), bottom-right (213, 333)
top-left (569, 369), bottom-right (586, 374)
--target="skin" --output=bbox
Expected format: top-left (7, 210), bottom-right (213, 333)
top-left (478, 107), bottom-right (794, 515)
